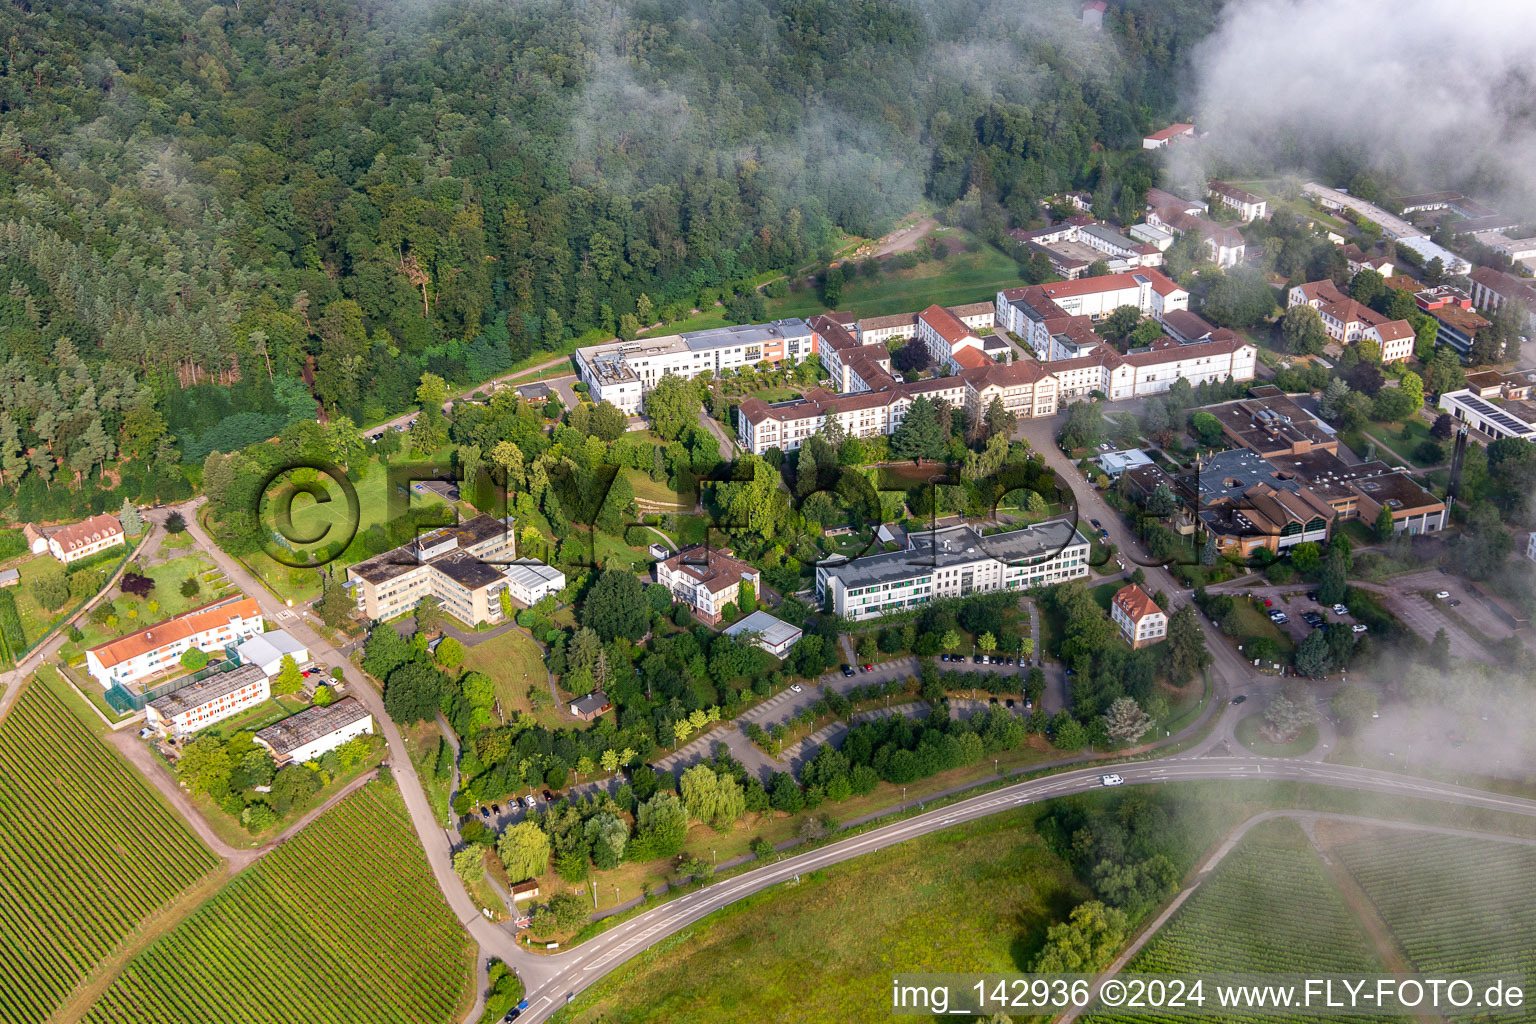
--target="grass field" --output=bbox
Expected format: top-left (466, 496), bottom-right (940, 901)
top-left (85, 782), bottom-right (475, 1024)
top-left (0, 676), bottom-right (220, 1024)
top-left (555, 807), bottom-right (1089, 1024)
top-left (1332, 829), bottom-right (1536, 985)
top-left (1234, 713), bottom-right (1319, 757)
top-left (245, 456), bottom-right (453, 605)
top-left (1094, 819), bottom-right (1385, 1024)
top-left (655, 233), bottom-right (1021, 336)
top-left (458, 628), bottom-right (567, 729)
top-left (1224, 598), bottom-right (1295, 656)
top-left (62, 551), bottom-right (226, 654)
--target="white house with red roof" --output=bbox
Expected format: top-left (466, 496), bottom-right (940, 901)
top-left (46, 513), bottom-right (125, 564)
top-left (1142, 123), bottom-right (1195, 149)
top-left (916, 304), bottom-right (990, 374)
top-left (1111, 584), bottom-right (1167, 648)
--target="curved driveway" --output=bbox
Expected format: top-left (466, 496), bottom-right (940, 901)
top-left (504, 757), bottom-right (1536, 1022)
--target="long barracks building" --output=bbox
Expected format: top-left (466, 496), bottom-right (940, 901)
top-left (575, 320), bottom-right (817, 414)
top-left (816, 519), bottom-right (1091, 621)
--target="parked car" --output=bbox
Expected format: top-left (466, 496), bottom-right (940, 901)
top-left (973, 654), bottom-right (982, 664)
top-left (491, 804), bottom-right (501, 815)
top-left (842, 665), bottom-right (854, 677)
top-left (1098, 442), bottom-right (1113, 451)
top-left (1090, 518), bottom-right (1102, 530)
top-left (1230, 694), bottom-right (1247, 705)
top-left (790, 683), bottom-right (803, 693)
top-left (1100, 774), bottom-right (1125, 786)
top-left (863, 663), bottom-right (874, 672)
top-left (1005, 699), bottom-right (1015, 708)
top-left (940, 653), bottom-right (950, 662)
top-left (989, 697), bottom-right (999, 705)
top-left (1263, 598), bottom-right (1273, 607)
top-left (1352, 624), bottom-right (1368, 633)
top-left (1024, 698), bottom-right (1033, 710)
top-left (1449, 599), bottom-right (1462, 606)
top-left (1332, 603), bottom-right (1348, 615)
top-left (1435, 590), bottom-right (1451, 600)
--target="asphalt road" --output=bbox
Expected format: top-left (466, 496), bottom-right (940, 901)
top-left (123, 426), bottom-right (1536, 1024)
top-left (505, 756), bottom-right (1536, 1023)
top-left (361, 359), bottom-right (574, 437)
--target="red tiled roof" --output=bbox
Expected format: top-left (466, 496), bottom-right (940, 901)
top-left (1372, 320), bottom-right (1415, 342)
top-left (1036, 269), bottom-right (1186, 301)
top-left (918, 304), bottom-right (976, 346)
top-left (51, 513), bottom-right (123, 553)
top-left (1144, 123), bottom-right (1194, 142)
top-left (89, 597), bottom-right (262, 670)
top-left (950, 346), bottom-right (990, 369)
top-left (1113, 584), bottom-right (1162, 623)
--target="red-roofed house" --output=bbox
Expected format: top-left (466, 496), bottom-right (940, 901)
top-left (1111, 584), bottom-right (1167, 648)
top-left (47, 513), bottom-right (125, 564)
top-left (1143, 123), bottom-right (1195, 150)
top-left (916, 304), bottom-right (987, 373)
top-left (1081, 0), bottom-right (1108, 29)
top-left (85, 596), bottom-right (264, 688)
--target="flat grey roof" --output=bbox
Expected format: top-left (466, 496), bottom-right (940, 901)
top-left (1080, 223), bottom-right (1141, 251)
top-left (255, 697), bottom-right (371, 756)
top-left (149, 663), bottom-right (267, 717)
top-left (504, 560), bottom-right (564, 588)
top-left (822, 519), bottom-right (1088, 590)
top-left (682, 319), bottom-right (811, 351)
top-left (723, 610), bottom-right (803, 648)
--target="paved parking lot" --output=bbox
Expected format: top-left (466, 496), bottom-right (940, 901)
top-left (1381, 591), bottom-right (1491, 663)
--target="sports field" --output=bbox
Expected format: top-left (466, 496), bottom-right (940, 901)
top-left (85, 782), bottom-right (474, 1024)
top-left (0, 676), bottom-right (220, 1024)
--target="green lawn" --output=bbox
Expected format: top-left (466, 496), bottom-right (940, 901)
top-left (1235, 713), bottom-right (1319, 757)
top-left (61, 550), bottom-right (225, 656)
top-left (458, 628), bottom-right (569, 730)
top-left (244, 455), bottom-right (453, 605)
top-left (744, 386), bottom-right (803, 403)
top-left (656, 233), bottom-right (1021, 336)
top-left (557, 807), bottom-right (1091, 1024)
top-left (1224, 597), bottom-right (1296, 656)
top-left (1365, 418), bottom-right (1441, 468)
top-left (621, 467), bottom-right (692, 508)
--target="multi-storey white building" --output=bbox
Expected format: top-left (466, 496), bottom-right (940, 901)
top-left (1286, 279), bottom-right (1416, 361)
top-left (86, 596), bottom-right (264, 689)
top-left (1206, 180), bottom-right (1268, 222)
top-left (817, 520), bottom-right (1091, 621)
top-left (347, 514), bottom-right (520, 626)
top-left (1111, 584), bottom-right (1167, 649)
top-left (145, 663), bottom-right (270, 739)
top-left (255, 697), bottom-right (374, 766)
top-left (655, 545), bottom-right (761, 624)
top-left (917, 304), bottom-right (990, 373)
top-left (855, 302), bottom-right (994, 347)
top-left (47, 513), bottom-right (125, 564)
top-left (574, 319), bottom-right (816, 414)
top-left (996, 271), bottom-right (1188, 335)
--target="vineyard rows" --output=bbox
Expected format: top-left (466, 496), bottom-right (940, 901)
top-left (0, 680), bottom-right (219, 1024)
top-left (85, 783), bottom-right (474, 1024)
top-left (1092, 820), bottom-right (1387, 1024)
top-left (1336, 832), bottom-right (1536, 986)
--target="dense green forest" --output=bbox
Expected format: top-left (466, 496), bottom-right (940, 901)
top-left (0, 0), bottom-right (1217, 520)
